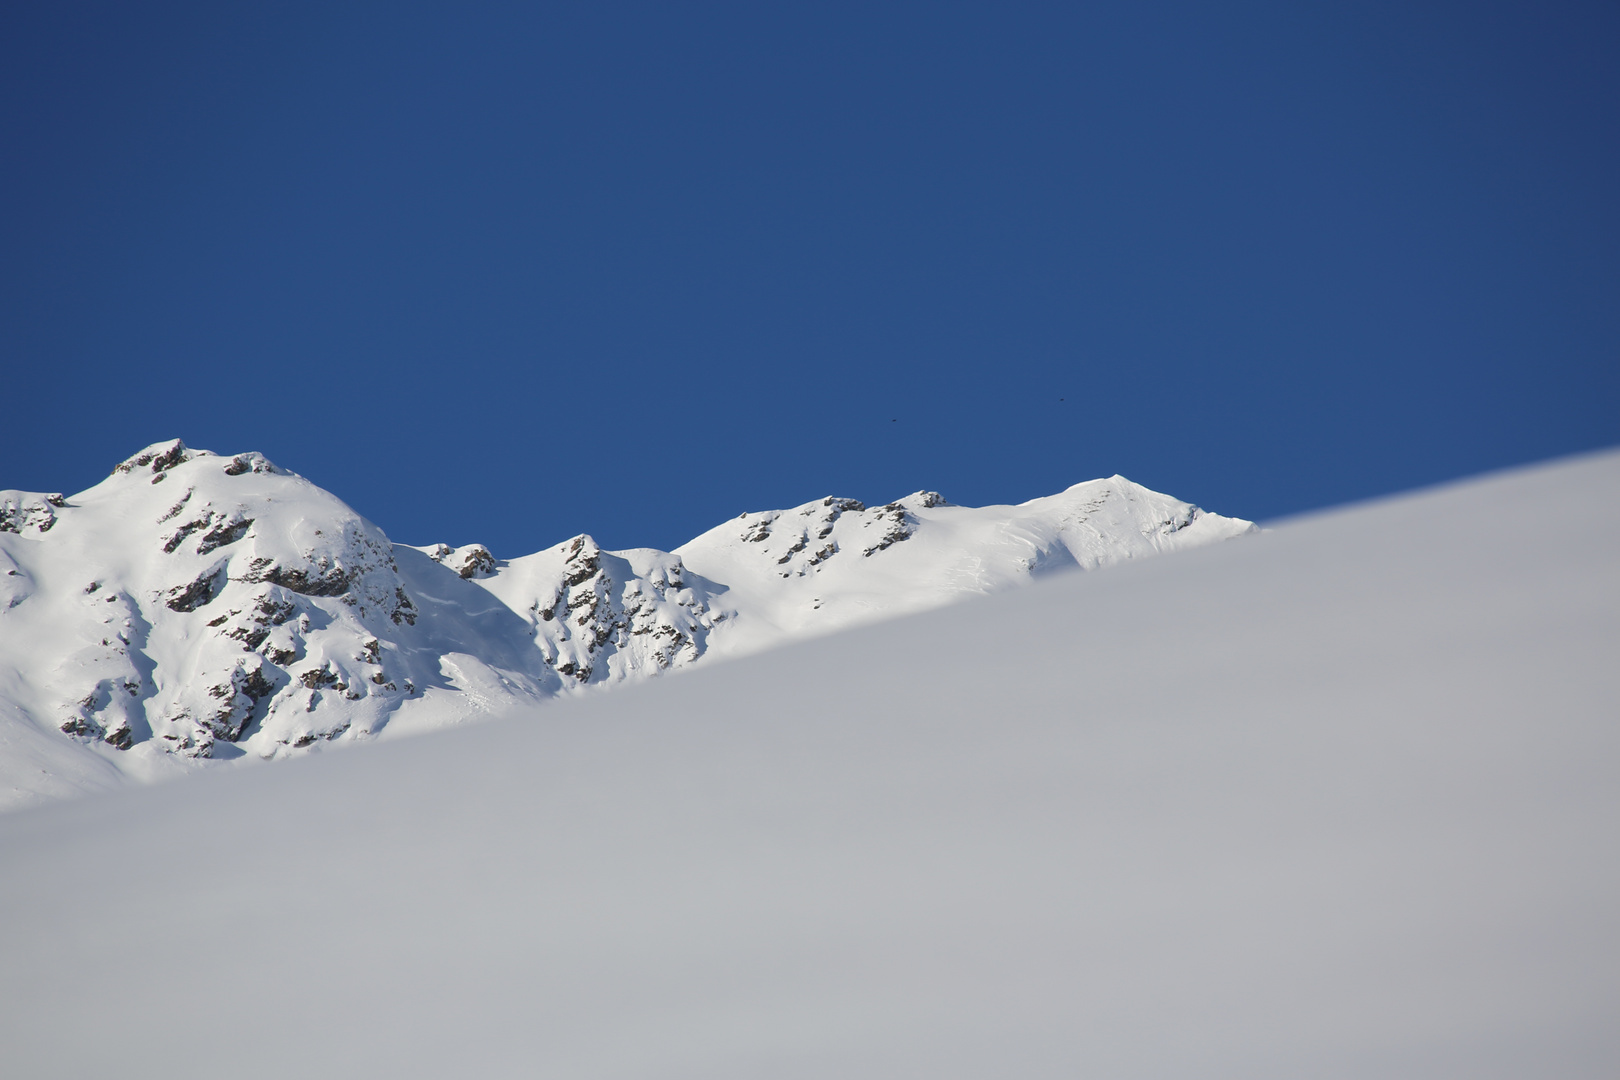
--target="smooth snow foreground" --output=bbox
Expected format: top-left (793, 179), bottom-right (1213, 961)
top-left (1, 451), bottom-right (1616, 1079)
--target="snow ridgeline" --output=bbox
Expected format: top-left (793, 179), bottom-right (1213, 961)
top-left (0, 439), bottom-right (1254, 806)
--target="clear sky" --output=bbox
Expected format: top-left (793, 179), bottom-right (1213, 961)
top-left (4, 1), bottom-right (1616, 554)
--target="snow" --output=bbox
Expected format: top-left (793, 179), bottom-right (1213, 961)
top-left (672, 478), bottom-right (1254, 654)
top-left (0, 448), bottom-right (1614, 1077)
top-left (0, 441), bottom-right (1249, 809)
top-left (0, 440), bottom-right (554, 804)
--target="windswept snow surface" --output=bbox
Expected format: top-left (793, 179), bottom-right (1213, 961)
top-left (0, 450), bottom-right (1615, 1078)
top-left (0, 440), bottom-right (1250, 808)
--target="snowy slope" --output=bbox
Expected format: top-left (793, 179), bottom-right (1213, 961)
top-left (0, 441), bottom-right (555, 804)
top-left (0, 440), bottom-right (1250, 808)
top-left (459, 478), bottom-right (1254, 681)
top-left (0, 449), bottom-right (1613, 1078)
top-left (672, 479), bottom-right (1252, 653)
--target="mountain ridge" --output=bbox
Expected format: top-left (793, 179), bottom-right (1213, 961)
top-left (0, 438), bottom-right (1255, 809)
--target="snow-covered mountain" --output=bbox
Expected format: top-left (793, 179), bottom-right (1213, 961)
top-left (0, 439), bottom-right (1253, 808)
top-left (1, 449), bottom-right (1613, 1079)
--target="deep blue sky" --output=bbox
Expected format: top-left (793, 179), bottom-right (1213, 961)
top-left (4, 2), bottom-right (1616, 553)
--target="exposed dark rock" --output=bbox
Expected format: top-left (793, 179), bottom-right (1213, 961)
top-left (555, 659), bottom-right (592, 682)
top-left (115, 439), bottom-right (191, 476)
top-left (163, 509), bottom-right (252, 554)
top-left (166, 564), bottom-right (227, 612)
top-left (0, 494), bottom-right (58, 534)
top-left (390, 587), bottom-right (417, 625)
top-left (220, 453), bottom-right (279, 476)
top-left (59, 717), bottom-right (100, 739)
top-left (776, 537), bottom-right (809, 565)
top-left (162, 520), bottom-right (203, 553)
top-left (242, 666), bottom-right (275, 702)
top-left (197, 661), bottom-right (280, 744)
top-left (197, 516), bottom-right (253, 554)
top-left (150, 442), bottom-right (188, 473)
top-left (430, 540), bottom-right (498, 582)
top-left (300, 666), bottom-right (339, 689)
top-left (429, 543), bottom-right (498, 579)
top-left (258, 593), bottom-right (297, 624)
top-left (561, 537), bottom-right (602, 588)
top-left (848, 503), bottom-right (914, 558)
top-left (242, 557), bottom-right (355, 597)
top-left (452, 545), bottom-right (496, 579)
top-left (219, 590), bottom-right (298, 652)
top-left (262, 644), bottom-right (298, 665)
top-left (157, 489), bottom-right (193, 523)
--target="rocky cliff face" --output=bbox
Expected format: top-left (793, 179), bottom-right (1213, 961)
top-left (0, 439), bottom-right (1255, 808)
top-left (468, 535), bottom-right (729, 689)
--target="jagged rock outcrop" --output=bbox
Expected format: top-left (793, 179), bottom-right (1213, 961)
top-left (0, 491), bottom-right (64, 536)
top-left (426, 543), bottom-right (497, 580)
top-left (460, 535), bottom-right (728, 690)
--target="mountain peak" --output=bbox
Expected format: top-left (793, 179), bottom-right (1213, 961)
top-left (0, 440), bottom-right (1255, 809)
top-left (111, 438), bottom-right (197, 479)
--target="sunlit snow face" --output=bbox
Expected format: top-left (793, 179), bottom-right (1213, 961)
top-left (0, 440), bottom-right (1250, 808)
